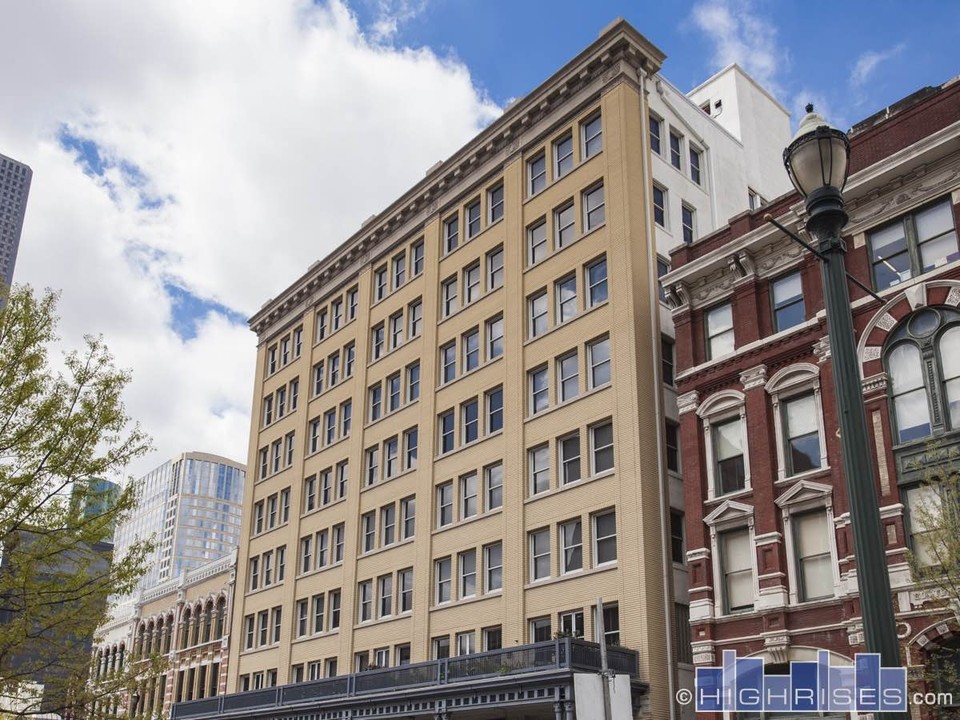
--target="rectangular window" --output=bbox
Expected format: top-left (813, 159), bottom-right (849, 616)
top-left (487, 246), bottom-right (504, 290)
top-left (556, 202), bottom-right (575, 248)
top-left (380, 504), bottom-right (396, 547)
top-left (365, 447), bottom-right (379, 487)
top-left (706, 303), bottom-right (734, 359)
top-left (530, 366), bottom-right (548, 414)
top-left (484, 542), bottom-right (503, 592)
top-left (300, 535), bottom-right (312, 574)
top-left (653, 185), bottom-right (666, 227)
top-left (463, 263), bottom-right (480, 305)
top-left (588, 337), bottom-right (611, 388)
top-left (411, 241), bottom-right (424, 276)
top-left (316, 529), bottom-right (328, 568)
top-left (662, 336), bottom-right (675, 385)
top-left (290, 378), bottom-right (299, 411)
top-left (330, 590), bottom-right (341, 629)
top-left (312, 594), bottom-right (325, 634)
top-left (463, 328), bottom-right (480, 372)
top-left (433, 636), bottom-right (450, 660)
top-left (404, 427), bottom-right (418, 469)
top-left (554, 133), bottom-right (574, 178)
top-left (328, 353), bottom-right (341, 386)
top-left (263, 396), bottom-right (273, 426)
top-left (374, 267), bottom-right (388, 302)
top-left (276, 545), bottom-right (286, 580)
top-left (772, 271), bottom-right (805, 332)
top-left (444, 215), bottom-right (459, 254)
top-left (440, 342), bottom-right (456, 384)
top-left (324, 409), bottom-right (336, 445)
top-left (320, 470), bottom-right (332, 506)
top-left (358, 580), bottom-right (372, 622)
top-left (399, 568), bottom-right (413, 612)
top-left (599, 604), bottom-right (620, 646)
top-left (665, 420), bottom-right (680, 473)
top-left (389, 312), bottom-right (403, 349)
top-left (387, 374), bottom-right (401, 412)
top-left (401, 496), bottom-right (416, 539)
top-left (344, 343), bottom-right (355, 377)
top-left (249, 556), bottom-right (259, 590)
top-left (333, 523), bottom-right (345, 562)
top-left (591, 421), bottom-right (614, 474)
top-left (296, 601), bottom-right (308, 638)
top-left (437, 482), bottom-right (453, 527)
top-left (681, 205), bottom-right (695, 244)
top-left (557, 353), bottom-right (579, 402)
top-left (407, 361), bottom-right (420, 401)
top-left (384, 436), bottom-right (399, 478)
top-left (586, 257), bottom-right (608, 306)
top-left (462, 398), bottom-right (479, 443)
top-left (371, 324), bottom-right (385, 360)
top-left (392, 253), bottom-right (406, 289)
top-left (361, 511), bottom-right (376, 552)
top-left (341, 400), bottom-right (352, 437)
top-left (304, 475), bottom-right (317, 513)
top-left (556, 275), bottom-right (577, 323)
top-left (529, 153), bottom-right (546, 195)
top-left (670, 509), bottom-right (685, 563)
top-left (649, 115), bottom-right (661, 154)
top-left (408, 299), bottom-right (423, 338)
top-left (720, 528), bottom-right (754, 613)
top-left (794, 510), bottom-right (834, 601)
top-left (559, 432), bottom-right (581, 484)
top-left (870, 198), bottom-right (959, 290)
top-left (905, 485), bottom-right (938, 566)
top-left (486, 386), bottom-right (503, 433)
top-left (488, 184), bottom-right (504, 223)
top-left (529, 291), bottom-right (548, 338)
top-left (369, 384), bottom-right (382, 422)
top-left (378, 574), bottom-right (393, 618)
top-left (485, 462), bottom-right (503, 510)
top-left (528, 219), bottom-right (548, 265)
top-left (584, 184), bottom-right (605, 231)
top-left (441, 276), bottom-right (458, 317)
top-left (530, 528), bottom-right (551, 581)
top-left (783, 393), bottom-right (821, 475)
top-left (529, 444), bottom-right (550, 495)
top-left (313, 361), bottom-right (324, 396)
top-left (560, 610), bottom-right (584, 638)
top-left (285, 433), bottom-right (295, 465)
top-left (486, 315), bottom-right (504, 359)
top-left (690, 146), bottom-right (702, 185)
top-left (670, 131), bottom-right (682, 170)
top-left (466, 200), bottom-right (481, 239)
top-left (316, 311), bottom-right (328, 341)
top-left (582, 114), bottom-right (602, 158)
top-left (713, 417), bottom-right (745, 494)
top-left (456, 631), bottom-right (475, 656)
top-left (435, 557), bottom-right (451, 604)
top-left (560, 518), bottom-right (582, 573)
top-left (460, 473), bottom-right (478, 519)
top-left (530, 617), bottom-right (552, 643)
top-left (593, 510), bottom-right (617, 565)
top-left (332, 299), bottom-right (343, 330)
top-left (459, 550), bottom-right (477, 598)
top-left (436, 409), bottom-right (453, 452)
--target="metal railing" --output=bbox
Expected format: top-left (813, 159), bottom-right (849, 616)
top-left (171, 638), bottom-right (639, 719)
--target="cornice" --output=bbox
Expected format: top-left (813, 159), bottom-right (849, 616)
top-left (249, 22), bottom-right (665, 337)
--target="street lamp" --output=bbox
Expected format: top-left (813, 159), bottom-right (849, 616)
top-left (783, 105), bottom-right (901, 670)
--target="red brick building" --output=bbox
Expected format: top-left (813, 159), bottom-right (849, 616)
top-left (662, 78), bottom-right (960, 715)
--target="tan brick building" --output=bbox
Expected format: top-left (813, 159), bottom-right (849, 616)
top-left (172, 19), bottom-right (791, 720)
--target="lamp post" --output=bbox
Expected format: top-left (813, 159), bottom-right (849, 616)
top-left (783, 106), bottom-right (901, 669)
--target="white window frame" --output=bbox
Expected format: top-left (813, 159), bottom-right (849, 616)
top-left (775, 480), bottom-right (840, 605)
top-left (765, 364), bottom-right (829, 482)
top-left (703, 500), bottom-right (759, 617)
top-left (697, 390), bottom-right (751, 500)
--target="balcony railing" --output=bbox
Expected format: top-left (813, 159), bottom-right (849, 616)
top-left (171, 638), bottom-right (639, 719)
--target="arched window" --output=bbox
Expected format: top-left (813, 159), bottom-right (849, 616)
top-left (203, 601), bottom-right (213, 643)
top-left (884, 307), bottom-right (960, 444)
top-left (181, 607), bottom-right (191, 647)
top-left (215, 596), bottom-right (226, 639)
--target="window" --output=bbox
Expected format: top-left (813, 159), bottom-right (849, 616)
top-left (593, 510), bottom-right (617, 564)
top-left (313, 361), bottom-right (324, 396)
top-left (586, 258), bottom-right (608, 306)
top-left (870, 199), bottom-right (959, 290)
top-left (598, 604), bottom-right (619, 646)
top-left (290, 378), bottom-right (299, 411)
top-left (713, 417), bottom-right (746, 494)
top-left (295, 601), bottom-right (308, 638)
top-left (466, 200), bottom-right (481, 239)
top-left (681, 205), bottom-right (695, 244)
top-left (459, 550), bottom-right (477, 598)
top-left (444, 216), bottom-right (459, 254)
top-left (369, 384), bottom-right (382, 422)
top-left (649, 115), bottom-right (662, 154)
top-left (556, 202), bottom-right (575, 248)
top-left (433, 636), bottom-right (450, 659)
top-left (277, 545), bottom-right (286, 580)
top-left (529, 154), bottom-right (546, 195)
top-left (670, 510), bottom-right (685, 563)
top-left (330, 590), bottom-right (341, 628)
top-left (669, 131), bottom-right (682, 170)
top-left (401, 496), bottom-right (416, 539)
top-left (439, 410), bottom-right (455, 454)
top-left (316, 530), bottom-right (328, 568)
top-left (263, 396), bottom-right (273, 426)
top-left (389, 313), bottom-right (403, 349)
top-left (365, 447), bottom-right (379, 487)
top-left (582, 114), bottom-right (602, 158)
top-left (529, 291), bottom-right (548, 338)
top-left (463, 263), bottom-right (480, 305)
top-left (328, 353), bottom-right (340, 385)
top-left (530, 617), bottom-right (551, 643)
top-left (904, 484), bottom-right (939, 566)
top-left (387, 374), bottom-right (401, 412)
top-left (653, 185), bottom-right (666, 227)
top-left (748, 188), bottom-right (766, 210)
top-left (347, 287), bottom-right (358, 320)
top-left (486, 386), bottom-right (503, 433)
top-left (588, 337), bottom-right (611, 388)
top-left (374, 267), bottom-right (388, 302)
top-left (583, 184), bottom-right (605, 231)
top-left (407, 362), bottom-right (420, 401)
top-left (411, 241), bottom-right (424, 277)
top-left (371, 324), bottom-right (385, 360)
top-left (399, 568), bottom-right (414, 612)
top-left (560, 519), bottom-right (582, 573)
top-left (341, 400), bottom-right (352, 437)
top-left (591, 421), bottom-right (614, 474)
top-left (316, 311), bottom-right (328, 341)
top-left (530, 528), bottom-right (551, 580)
top-left (487, 247), bottom-right (504, 290)
top-left (435, 557), bottom-right (451, 604)
top-left (484, 542), bottom-right (503, 591)
top-left (486, 315), bottom-right (504, 359)
top-left (304, 476), bottom-right (317, 513)
top-left (529, 444), bottom-right (550, 494)
top-left (404, 427), bottom-right (418, 468)
top-left (665, 421), bottom-right (680, 472)
top-left (249, 556), bottom-right (260, 590)
top-left (312, 595), bottom-right (325, 634)
top-left (706, 303), bottom-right (734, 359)
top-left (559, 432), bottom-right (581, 484)
top-left (488, 184), bottom-right (504, 223)
top-left (481, 627), bottom-right (502, 651)
top-left (720, 528), bottom-right (754, 613)
top-left (392, 253), bottom-right (406, 289)
top-left (560, 610), bottom-right (585, 638)
top-left (689, 146), bottom-right (702, 184)
top-left (485, 463), bottom-right (503, 510)
top-left (528, 220), bottom-right (547, 265)
top-left (358, 580), bottom-right (372, 622)
top-left (530, 367), bottom-right (548, 414)
top-left (462, 399), bottom-right (479, 444)
top-left (556, 276), bottom-right (577, 323)
top-left (333, 523), bottom-right (345, 562)
top-left (554, 134), bottom-right (574, 178)
top-left (384, 436), bottom-right (399, 478)
top-left (344, 344), bottom-right (355, 377)
top-left (888, 341), bottom-right (931, 443)
top-left (437, 482), bottom-right (453, 527)
top-left (772, 272), bottom-right (805, 332)
top-left (440, 343), bottom-right (456, 384)
top-left (793, 510), bottom-right (834, 601)
top-left (463, 328), bottom-right (480, 372)
top-left (661, 336), bottom-right (675, 385)
top-left (361, 512), bottom-right (376, 552)
top-left (378, 575), bottom-right (393, 617)
top-left (782, 393), bottom-right (822, 475)
top-left (324, 409), bottom-right (336, 445)
top-left (441, 276), bottom-right (458, 317)
top-left (456, 632), bottom-right (475, 656)
top-left (300, 535), bottom-right (312, 574)
top-left (557, 353), bottom-right (579, 402)
top-left (460, 473), bottom-right (477, 519)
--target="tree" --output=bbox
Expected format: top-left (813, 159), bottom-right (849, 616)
top-left (0, 285), bottom-right (159, 718)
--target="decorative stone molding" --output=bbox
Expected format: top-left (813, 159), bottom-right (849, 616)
top-left (677, 390), bottom-right (700, 415)
top-left (762, 635), bottom-right (791, 666)
top-left (753, 531), bottom-right (783, 546)
top-left (812, 336), bottom-right (831, 363)
top-left (754, 236), bottom-right (805, 279)
top-left (948, 286), bottom-right (960, 307)
top-left (905, 282), bottom-right (928, 310)
top-left (862, 345), bottom-right (882, 361)
top-left (686, 547), bottom-right (710, 562)
top-left (739, 365), bottom-right (768, 390)
top-left (862, 372), bottom-right (888, 394)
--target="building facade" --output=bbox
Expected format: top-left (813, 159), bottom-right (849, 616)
top-left (663, 78), bottom-right (960, 716)
top-left (173, 19), bottom-right (791, 720)
top-left (0, 152), bottom-right (32, 288)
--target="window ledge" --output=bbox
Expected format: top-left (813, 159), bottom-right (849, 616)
top-left (431, 507), bottom-right (503, 536)
top-left (523, 150), bottom-right (603, 206)
top-left (429, 592), bottom-right (500, 613)
top-left (440, 217), bottom-right (503, 263)
top-left (437, 285), bottom-right (504, 328)
top-left (705, 487), bottom-right (753, 505)
top-left (367, 334), bottom-right (422, 370)
top-left (309, 374), bottom-right (356, 405)
top-left (434, 429), bottom-right (503, 463)
top-left (353, 612), bottom-right (411, 631)
top-left (435, 354), bottom-right (504, 394)
top-left (301, 496), bottom-right (347, 520)
top-left (296, 561), bottom-right (344, 581)
top-left (774, 467), bottom-right (832, 486)
top-left (523, 562), bottom-right (617, 591)
top-left (523, 299), bottom-right (609, 347)
top-left (290, 629), bottom-right (341, 646)
top-left (525, 469), bottom-right (616, 504)
top-left (357, 536), bottom-right (415, 558)
top-left (523, 381), bottom-right (610, 423)
top-left (364, 398), bottom-right (420, 431)
top-left (361, 465), bottom-right (417, 494)
top-left (313, 317), bottom-right (357, 348)
top-left (306, 433), bottom-right (351, 459)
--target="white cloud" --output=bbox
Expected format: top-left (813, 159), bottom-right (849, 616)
top-left (689, 0), bottom-right (785, 96)
top-left (0, 0), bottom-right (500, 481)
top-left (369, 0), bottom-right (428, 42)
top-left (850, 43), bottom-right (906, 88)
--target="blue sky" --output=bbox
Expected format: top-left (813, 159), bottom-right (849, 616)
top-left (3, 0), bottom-right (957, 478)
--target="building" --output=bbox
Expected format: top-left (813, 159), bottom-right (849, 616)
top-left (172, 19), bottom-right (791, 720)
top-left (0, 152), bottom-right (32, 288)
top-left (91, 551), bottom-right (237, 719)
top-left (662, 77), bottom-right (960, 714)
